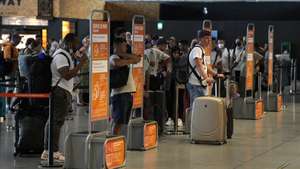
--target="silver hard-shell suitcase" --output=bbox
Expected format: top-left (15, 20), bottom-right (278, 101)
top-left (191, 97), bottom-right (227, 144)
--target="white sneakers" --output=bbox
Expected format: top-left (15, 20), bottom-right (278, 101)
top-left (41, 150), bottom-right (65, 162)
top-left (165, 118), bottom-right (174, 126)
top-left (165, 118), bottom-right (184, 127)
top-left (177, 118), bottom-right (183, 127)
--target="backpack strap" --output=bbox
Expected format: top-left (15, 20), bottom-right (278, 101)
top-left (52, 51), bottom-right (71, 88)
top-left (187, 45), bottom-right (206, 87)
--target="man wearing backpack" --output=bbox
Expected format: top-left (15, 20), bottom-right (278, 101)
top-left (41, 33), bottom-right (87, 161)
top-left (110, 38), bottom-right (141, 135)
top-left (187, 30), bottom-right (224, 108)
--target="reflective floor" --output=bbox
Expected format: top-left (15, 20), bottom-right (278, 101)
top-left (1, 94), bottom-right (300, 169)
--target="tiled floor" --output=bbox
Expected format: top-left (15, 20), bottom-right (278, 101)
top-left (1, 94), bottom-right (300, 169)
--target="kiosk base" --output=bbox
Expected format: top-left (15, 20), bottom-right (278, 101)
top-left (127, 118), bottom-right (158, 151)
top-left (264, 93), bottom-right (283, 112)
top-left (233, 97), bottom-right (264, 120)
top-left (64, 132), bottom-right (126, 169)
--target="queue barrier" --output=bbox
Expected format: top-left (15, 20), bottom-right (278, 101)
top-left (0, 92), bottom-right (62, 168)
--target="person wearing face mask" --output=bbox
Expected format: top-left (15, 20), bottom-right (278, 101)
top-left (41, 33), bottom-right (88, 162)
top-left (217, 40), bottom-right (231, 75)
top-left (18, 38), bottom-right (36, 80)
top-left (231, 37), bottom-right (246, 83)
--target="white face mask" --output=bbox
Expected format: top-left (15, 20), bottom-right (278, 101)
top-left (218, 43), bottom-right (224, 49)
top-left (69, 49), bottom-right (73, 54)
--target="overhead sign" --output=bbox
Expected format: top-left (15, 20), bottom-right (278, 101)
top-left (0, 0), bottom-right (38, 17)
top-left (90, 20), bottom-right (109, 122)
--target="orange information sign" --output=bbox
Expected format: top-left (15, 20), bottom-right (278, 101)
top-left (132, 24), bottom-right (145, 108)
top-left (246, 25), bottom-right (255, 91)
top-left (105, 137), bottom-right (126, 169)
top-left (91, 20), bottom-right (109, 122)
top-left (268, 26), bottom-right (274, 86)
top-left (144, 123), bottom-right (158, 149)
top-left (255, 100), bottom-right (263, 119)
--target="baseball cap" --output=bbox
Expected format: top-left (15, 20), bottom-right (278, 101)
top-left (157, 38), bottom-right (167, 45)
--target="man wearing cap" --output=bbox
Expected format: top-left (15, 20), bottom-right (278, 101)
top-left (145, 38), bottom-right (171, 91)
top-left (187, 30), bottom-right (224, 108)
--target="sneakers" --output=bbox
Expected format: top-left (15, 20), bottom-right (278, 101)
top-left (177, 118), bottom-right (183, 127)
top-left (41, 150), bottom-right (65, 161)
top-left (41, 150), bottom-right (48, 160)
top-left (166, 118), bottom-right (184, 127)
top-left (165, 118), bottom-right (174, 126)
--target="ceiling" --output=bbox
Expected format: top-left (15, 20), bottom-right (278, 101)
top-left (160, 2), bottom-right (300, 20)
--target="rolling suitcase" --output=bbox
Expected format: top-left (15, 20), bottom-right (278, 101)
top-left (15, 115), bottom-right (46, 156)
top-left (184, 108), bottom-right (191, 134)
top-left (190, 96), bottom-right (227, 144)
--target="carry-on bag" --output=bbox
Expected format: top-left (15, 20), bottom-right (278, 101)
top-left (190, 78), bottom-right (227, 144)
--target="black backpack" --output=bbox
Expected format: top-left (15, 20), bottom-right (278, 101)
top-left (175, 45), bottom-right (205, 85)
top-left (27, 52), bottom-right (70, 106)
top-left (110, 66), bottom-right (129, 89)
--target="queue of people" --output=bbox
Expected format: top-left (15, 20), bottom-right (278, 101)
top-left (0, 27), bottom-right (275, 162)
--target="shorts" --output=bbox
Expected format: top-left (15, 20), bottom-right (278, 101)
top-left (111, 93), bottom-right (133, 125)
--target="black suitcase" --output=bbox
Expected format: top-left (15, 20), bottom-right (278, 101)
top-left (14, 107), bottom-right (48, 156)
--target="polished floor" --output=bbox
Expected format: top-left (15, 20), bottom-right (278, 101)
top-left (1, 94), bottom-right (300, 169)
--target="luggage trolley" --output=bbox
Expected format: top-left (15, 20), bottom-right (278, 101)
top-left (64, 10), bottom-right (126, 169)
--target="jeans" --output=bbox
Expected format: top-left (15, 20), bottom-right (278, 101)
top-left (186, 83), bottom-right (206, 108)
top-left (111, 93), bottom-right (133, 125)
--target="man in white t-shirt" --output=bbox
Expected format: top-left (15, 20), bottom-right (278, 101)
top-left (110, 38), bottom-right (141, 135)
top-left (41, 33), bottom-right (87, 162)
top-left (187, 30), bottom-right (223, 108)
top-left (144, 38), bottom-right (171, 90)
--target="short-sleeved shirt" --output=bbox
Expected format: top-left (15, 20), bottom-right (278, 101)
top-left (51, 48), bottom-right (74, 94)
top-left (144, 47), bottom-right (170, 76)
top-left (188, 45), bottom-right (207, 86)
top-left (110, 54), bottom-right (136, 96)
top-left (233, 47), bottom-right (246, 72)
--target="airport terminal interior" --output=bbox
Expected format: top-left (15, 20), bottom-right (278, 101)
top-left (1, 0), bottom-right (300, 169)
